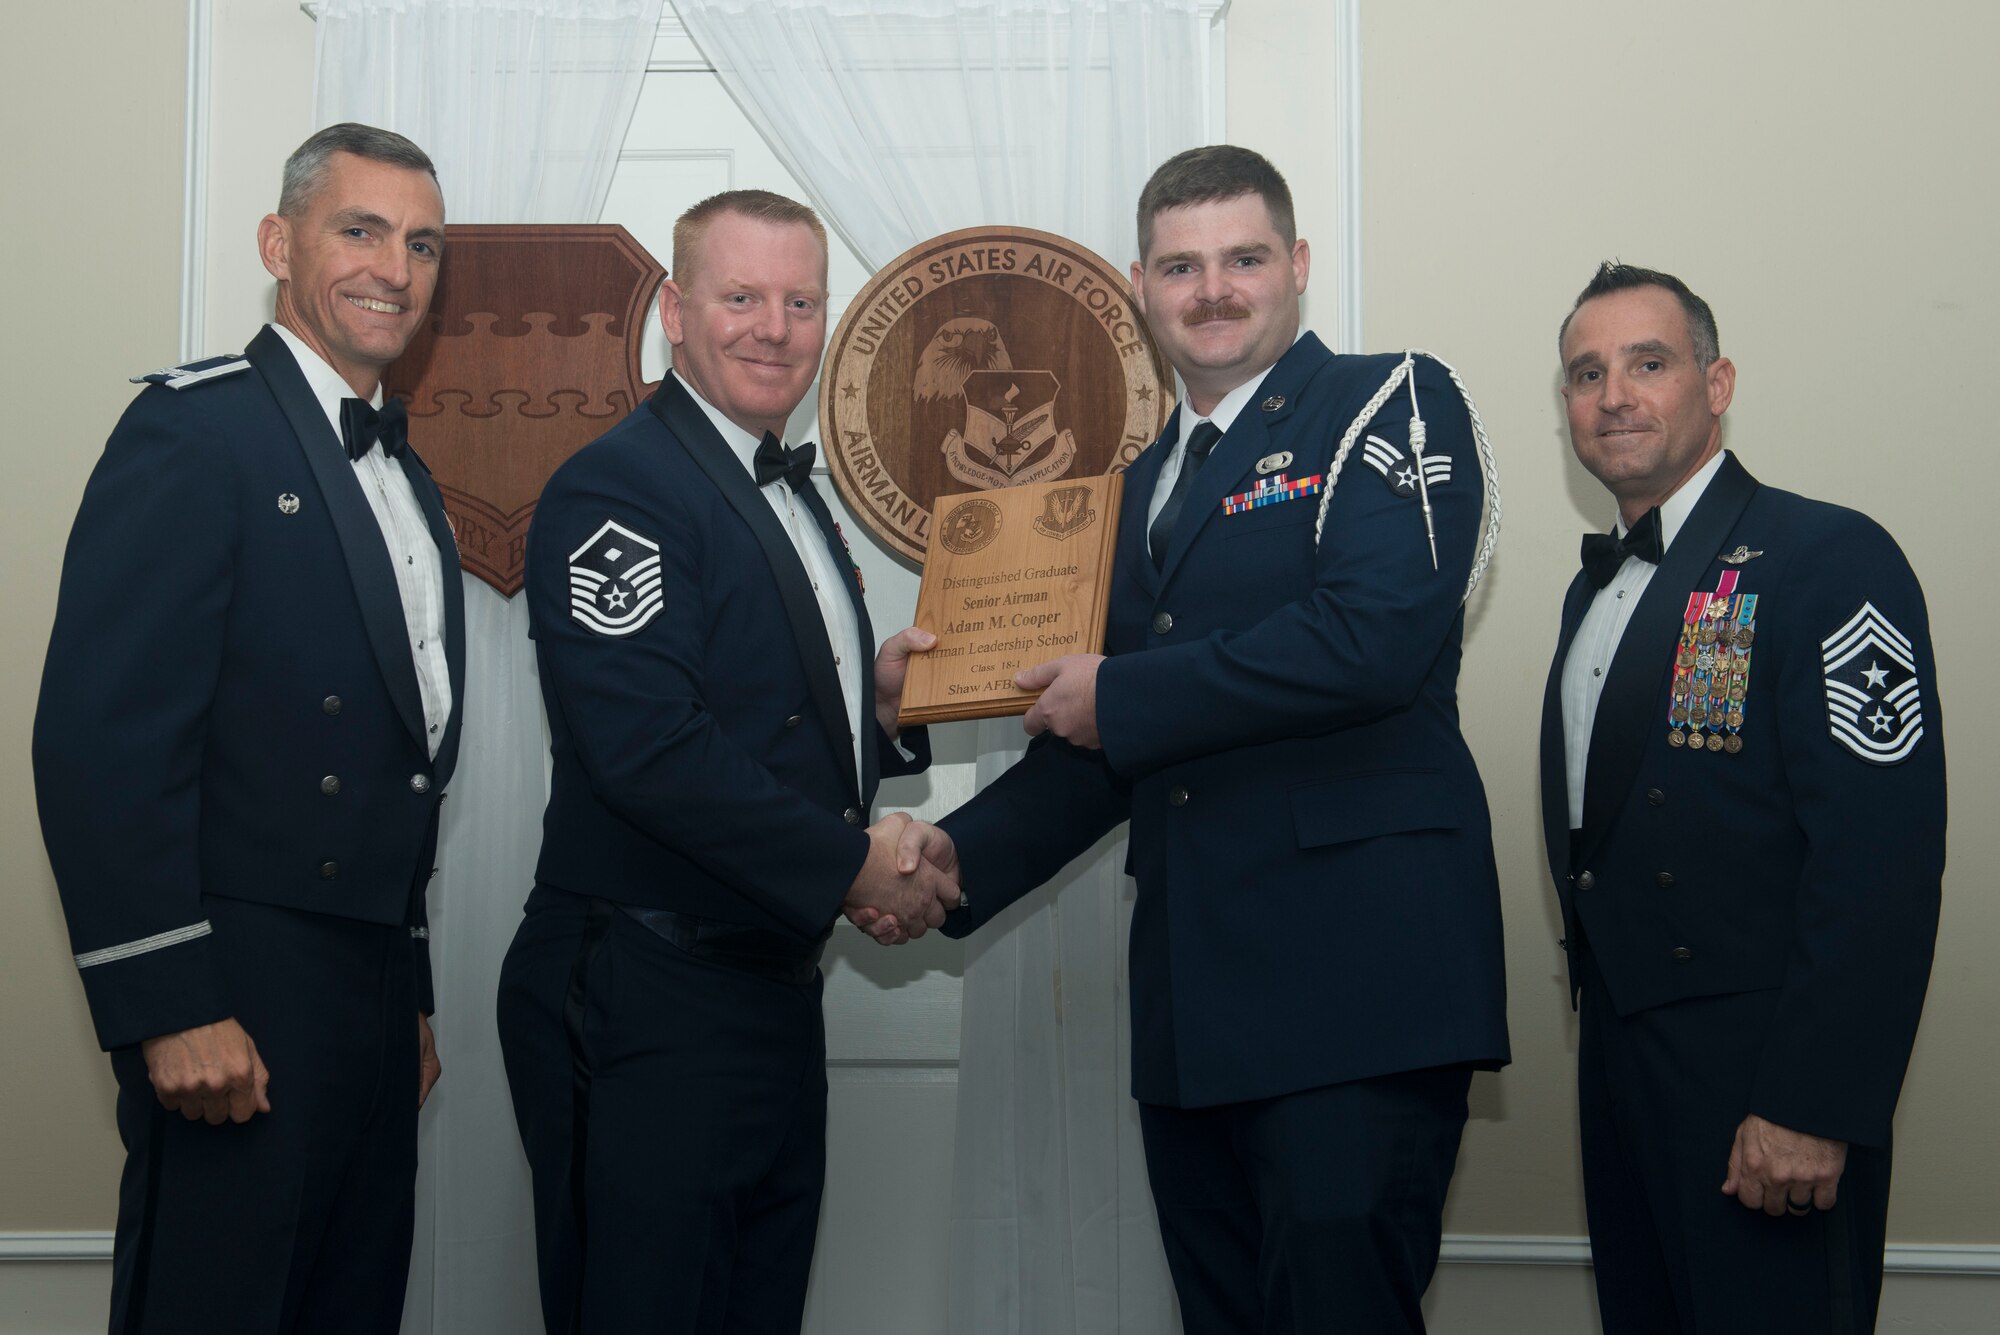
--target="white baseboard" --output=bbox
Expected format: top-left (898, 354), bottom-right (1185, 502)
top-left (7, 1231), bottom-right (1997, 1274)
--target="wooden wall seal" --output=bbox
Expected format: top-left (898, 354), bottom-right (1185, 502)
top-left (384, 224), bottom-right (663, 596)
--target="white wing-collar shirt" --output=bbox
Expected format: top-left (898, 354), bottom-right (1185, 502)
top-left (271, 323), bottom-right (452, 760)
top-left (678, 371), bottom-right (867, 793)
top-left (1559, 449), bottom-right (1729, 827)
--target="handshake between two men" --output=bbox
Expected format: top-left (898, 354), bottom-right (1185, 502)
top-left (836, 633), bottom-right (1105, 945)
top-left (841, 812), bottom-right (960, 943)
top-left (834, 621), bottom-right (962, 943)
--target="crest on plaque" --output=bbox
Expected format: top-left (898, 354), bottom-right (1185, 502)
top-left (821, 226), bottom-right (1174, 565)
top-left (938, 497), bottom-right (1003, 555)
top-left (1032, 484), bottom-right (1097, 540)
top-left (383, 225), bottom-right (664, 595)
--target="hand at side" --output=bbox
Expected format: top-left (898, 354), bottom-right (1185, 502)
top-left (1721, 1113), bottom-right (1847, 1214)
top-left (140, 1017), bottom-right (272, 1125)
top-left (417, 1012), bottom-right (442, 1108)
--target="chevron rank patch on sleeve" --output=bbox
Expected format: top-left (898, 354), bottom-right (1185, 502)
top-left (1821, 601), bottom-right (1925, 764)
top-left (1360, 433), bottom-right (1452, 498)
top-left (570, 519), bottom-right (664, 637)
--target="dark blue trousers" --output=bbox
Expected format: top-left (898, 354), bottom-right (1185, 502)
top-left (1139, 1065), bottom-right (1472, 1334)
top-left (496, 886), bottom-right (828, 1335)
top-left (1578, 957), bottom-right (1892, 1335)
top-left (108, 896), bottom-right (418, 1334)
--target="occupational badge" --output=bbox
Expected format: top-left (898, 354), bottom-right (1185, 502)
top-left (568, 519), bottom-right (664, 637)
top-left (1821, 601), bottom-right (1925, 764)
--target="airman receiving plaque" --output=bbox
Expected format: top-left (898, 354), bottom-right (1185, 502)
top-left (820, 226), bottom-right (1173, 566)
top-left (899, 474), bottom-right (1124, 726)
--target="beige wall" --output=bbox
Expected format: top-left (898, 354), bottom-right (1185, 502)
top-left (6, 0), bottom-right (1993, 1294)
top-left (1235, 0), bottom-right (1999, 1243)
top-left (0, 2), bottom-right (188, 1230)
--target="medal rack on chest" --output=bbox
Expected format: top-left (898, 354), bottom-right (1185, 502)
top-left (1668, 568), bottom-right (1756, 754)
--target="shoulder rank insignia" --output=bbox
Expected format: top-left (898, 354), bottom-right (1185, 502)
top-left (1718, 545), bottom-right (1764, 564)
top-left (1360, 433), bottom-right (1452, 498)
top-left (569, 519), bottom-right (664, 637)
top-left (1821, 601), bottom-right (1925, 764)
top-left (131, 353), bottom-right (251, 391)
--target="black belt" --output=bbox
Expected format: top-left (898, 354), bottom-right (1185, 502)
top-left (617, 903), bottom-right (826, 984)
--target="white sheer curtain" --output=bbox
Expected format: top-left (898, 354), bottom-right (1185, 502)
top-left (673, 2), bottom-right (1205, 1329)
top-left (311, 3), bottom-right (662, 1332)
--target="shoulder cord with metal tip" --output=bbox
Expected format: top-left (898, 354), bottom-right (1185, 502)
top-left (1309, 349), bottom-right (1502, 601)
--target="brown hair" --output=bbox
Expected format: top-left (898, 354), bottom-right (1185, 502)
top-left (1136, 145), bottom-right (1295, 260)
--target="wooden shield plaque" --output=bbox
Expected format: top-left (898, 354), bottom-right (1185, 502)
top-left (898, 473), bottom-right (1124, 727)
top-left (383, 225), bottom-right (664, 596)
top-left (820, 226), bottom-right (1174, 566)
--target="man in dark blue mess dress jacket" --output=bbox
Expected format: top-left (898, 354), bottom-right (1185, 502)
top-left (496, 189), bottom-right (955, 1334)
top-left (34, 123), bottom-right (463, 1334)
top-left (1542, 262), bottom-right (1944, 1334)
top-left (878, 146), bottom-right (1510, 1335)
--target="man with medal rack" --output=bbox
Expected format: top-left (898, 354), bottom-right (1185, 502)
top-left (1540, 262), bottom-right (1945, 1335)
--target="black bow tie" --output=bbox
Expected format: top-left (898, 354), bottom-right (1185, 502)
top-left (1581, 507), bottom-right (1665, 589)
top-left (341, 397), bottom-right (408, 462)
top-left (754, 432), bottom-right (816, 492)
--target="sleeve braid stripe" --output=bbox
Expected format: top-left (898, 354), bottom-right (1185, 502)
top-left (73, 919), bottom-right (214, 970)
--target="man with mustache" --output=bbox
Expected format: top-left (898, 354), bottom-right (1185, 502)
top-left (1542, 263), bottom-right (1943, 1333)
top-left (34, 122), bottom-right (462, 1332)
top-left (874, 145), bottom-right (1509, 1333)
top-left (496, 189), bottom-right (953, 1333)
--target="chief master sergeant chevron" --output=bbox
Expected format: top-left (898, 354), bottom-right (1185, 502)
top-left (33, 123), bottom-right (463, 1333)
top-left (878, 145), bottom-right (1511, 1334)
top-left (1541, 262), bottom-right (1945, 1334)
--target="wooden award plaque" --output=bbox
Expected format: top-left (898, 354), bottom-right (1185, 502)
top-left (820, 226), bottom-right (1173, 567)
top-left (898, 473), bottom-right (1124, 727)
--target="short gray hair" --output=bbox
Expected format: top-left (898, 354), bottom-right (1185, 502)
top-left (278, 123), bottom-right (438, 218)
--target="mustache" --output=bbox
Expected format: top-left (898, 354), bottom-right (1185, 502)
top-left (1183, 301), bottom-right (1250, 326)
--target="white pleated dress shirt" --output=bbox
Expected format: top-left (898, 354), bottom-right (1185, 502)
top-left (272, 324), bottom-right (452, 758)
top-left (1559, 450), bottom-right (1728, 828)
top-left (678, 373), bottom-right (868, 792)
